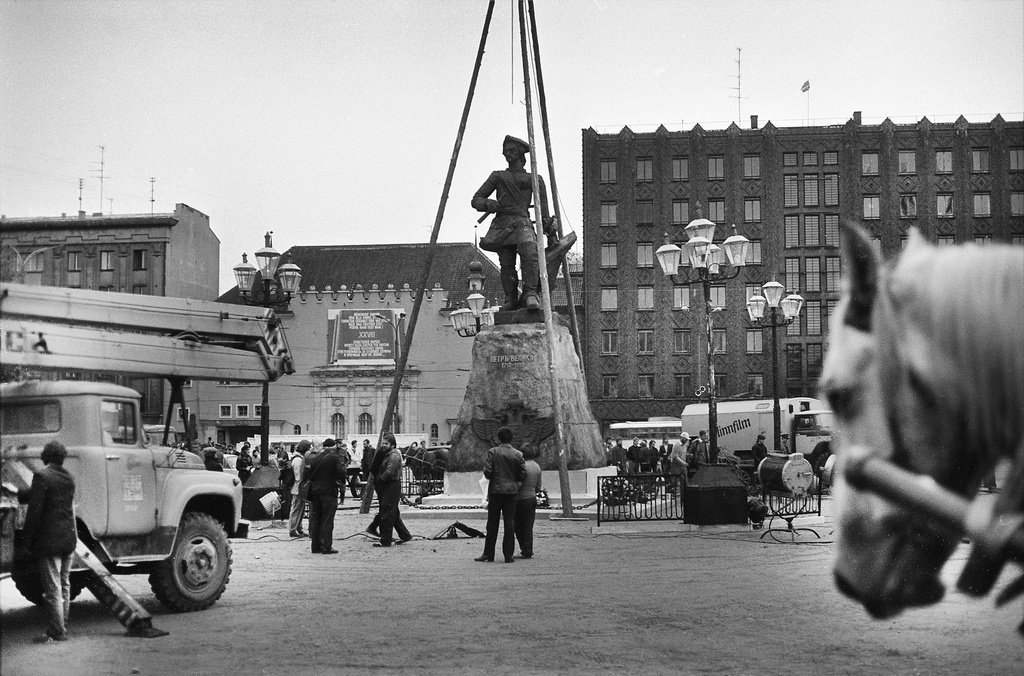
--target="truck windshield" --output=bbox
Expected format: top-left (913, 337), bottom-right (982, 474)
top-left (101, 400), bottom-right (137, 444)
top-left (0, 401), bottom-right (61, 434)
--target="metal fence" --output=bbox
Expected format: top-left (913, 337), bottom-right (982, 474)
top-left (597, 474), bottom-right (685, 526)
top-left (400, 463), bottom-right (445, 499)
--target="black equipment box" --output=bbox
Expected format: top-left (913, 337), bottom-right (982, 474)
top-left (683, 465), bottom-right (749, 525)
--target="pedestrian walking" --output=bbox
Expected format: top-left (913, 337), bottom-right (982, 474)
top-left (513, 442), bottom-right (542, 559)
top-left (303, 438), bottom-right (348, 554)
top-left (475, 426), bottom-right (526, 564)
top-left (372, 433), bottom-right (412, 547)
top-left (20, 441), bottom-right (77, 643)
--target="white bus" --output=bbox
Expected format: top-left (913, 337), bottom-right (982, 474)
top-left (608, 419), bottom-right (688, 442)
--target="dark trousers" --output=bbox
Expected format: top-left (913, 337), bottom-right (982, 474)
top-left (513, 497), bottom-right (537, 557)
top-left (280, 490), bottom-right (292, 520)
top-left (376, 480), bottom-right (410, 546)
top-left (308, 492), bottom-right (338, 553)
top-left (483, 493), bottom-right (518, 561)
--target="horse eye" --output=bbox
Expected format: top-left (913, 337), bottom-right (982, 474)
top-left (907, 369), bottom-right (940, 412)
top-left (825, 384), bottom-right (861, 420)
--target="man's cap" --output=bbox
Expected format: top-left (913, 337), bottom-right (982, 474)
top-left (503, 135), bottom-right (530, 154)
top-left (323, 438), bottom-right (337, 448)
top-left (757, 433), bottom-right (766, 440)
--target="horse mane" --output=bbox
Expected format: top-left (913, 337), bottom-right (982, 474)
top-left (877, 233), bottom-right (1024, 466)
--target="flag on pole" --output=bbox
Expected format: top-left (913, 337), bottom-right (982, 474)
top-left (801, 80), bottom-right (811, 93)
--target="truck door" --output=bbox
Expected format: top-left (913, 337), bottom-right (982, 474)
top-left (101, 398), bottom-right (157, 535)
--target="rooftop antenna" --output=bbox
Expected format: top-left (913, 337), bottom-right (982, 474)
top-left (107, 197), bottom-right (114, 214)
top-left (91, 146), bottom-right (109, 213)
top-left (150, 177), bottom-right (156, 215)
top-left (729, 47), bottom-right (749, 124)
top-left (78, 178), bottom-right (84, 213)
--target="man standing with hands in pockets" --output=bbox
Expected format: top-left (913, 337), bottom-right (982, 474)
top-left (475, 427), bottom-right (526, 564)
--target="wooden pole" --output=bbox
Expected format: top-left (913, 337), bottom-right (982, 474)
top-left (518, 0), bottom-right (574, 518)
top-left (526, 0), bottom-right (584, 374)
top-left (360, 0), bottom-right (497, 513)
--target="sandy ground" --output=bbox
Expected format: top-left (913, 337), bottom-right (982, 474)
top-left (2, 496), bottom-right (1023, 676)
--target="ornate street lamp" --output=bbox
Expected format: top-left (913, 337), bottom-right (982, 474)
top-left (656, 214), bottom-right (749, 462)
top-left (746, 280), bottom-right (804, 452)
top-left (452, 260), bottom-right (495, 338)
top-left (234, 231), bottom-right (302, 467)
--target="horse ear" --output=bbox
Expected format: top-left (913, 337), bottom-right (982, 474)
top-left (841, 221), bottom-right (879, 332)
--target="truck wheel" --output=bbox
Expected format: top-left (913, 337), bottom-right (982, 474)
top-left (149, 512), bottom-right (232, 612)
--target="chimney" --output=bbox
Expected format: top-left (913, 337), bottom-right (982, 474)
top-left (853, 111), bottom-right (862, 125)
top-left (78, 211), bottom-right (86, 218)
top-left (750, 115), bottom-right (759, 130)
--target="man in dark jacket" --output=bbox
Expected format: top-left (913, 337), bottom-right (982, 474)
top-left (302, 439), bottom-right (348, 554)
top-left (373, 433), bottom-right (412, 548)
top-left (21, 441), bottom-right (77, 642)
top-left (475, 427), bottom-right (527, 564)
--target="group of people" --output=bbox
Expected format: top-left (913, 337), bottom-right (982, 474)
top-left (604, 431), bottom-right (713, 477)
top-left (474, 427), bottom-right (543, 564)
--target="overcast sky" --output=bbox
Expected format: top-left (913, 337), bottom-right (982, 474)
top-left (2, 0), bottom-right (1022, 293)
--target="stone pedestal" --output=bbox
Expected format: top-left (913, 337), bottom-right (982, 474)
top-left (448, 320), bottom-right (604, 471)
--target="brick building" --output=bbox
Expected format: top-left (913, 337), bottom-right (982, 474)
top-left (582, 113), bottom-right (1024, 433)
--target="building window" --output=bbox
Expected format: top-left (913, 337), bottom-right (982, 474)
top-left (714, 373), bottom-right (728, 396)
top-left (67, 252), bottom-right (81, 272)
top-left (745, 284), bottom-right (761, 302)
top-left (708, 156), bottom-right (724, 180)
top-left (805, 257), bottom-right (820, 292)
top-left (972, 148), bottom-right (990, 173)
top-left (100, 250), bottom-right (114, 271)
top-left (900, 193), bottom-right (917, 219)
top-left (806, 302), bottom-right (822, 336)
top-left (784, 175), bottom-right (799, 207)
top-left (254, 405), bottom-right (263, 418)
top-left (331, 413), bottom-right (346, 439)
top-left (672, 157), bottom-right (689, 180)
top-left (132, 249), bottom-right (148, 271)
top-left (936, 149), bottom-right (953, 174)
top-left (236, 405), bottom-right (249, 418)
top-left (707, 200), bottom-right (725, 223)
top-left (600, 243), bottom-right (618, 268)
top-left (747, 373), bottom-right (764, 397)
top-left (674, 374), bottom-right (692, 398)
top-left (358, 412), bottom-right (373, 435)
top-left (937, 234), bottom-right (956, 246)
top-left (1011, 148), bottom-right (1024, 172)
top-left (23, 253), bottom-right (44, 273)
top-left (601, 330), bottom-right (619, 354)
top-left (673, 329), bottom-right (691, 354)
top-left (861, 152), bottom-right (879, 176)
top-left (709, 285), bottom-right (726, 309)
top-left (786, 258), bottom-right (800, 293)
top-left (807, 343), bottom-right (824, 377)
top-left (744, 155), bottom-right (760, 178)
top-left (601, 287), bottom-right (618, 311)
top-left (744, 198), bottom-right (761, 223)
top-left (825, 257), bottom-right (841, 292)
top-left (219, 405), bottom-right (232, 417)
top-left (785, 216), bottom-right (800, 248)
top-left (974, 193), bottom-right (991, 217)
top-left (803, 151), bottom-right (818, 167)
top-left (975, 234), bottom-right (992, 245)
top-left (638, 374), bottom-right (655, 399)
top-left (672, 286), bottom-right (689, 310)
top-left (637, 286), bottom-right (654, 310)
top-left (602, 375), bottom-right (618, 398)
top-left (937, 193), bottom-right (954, 218)
top-left (863, 196), bottom-right (880, 220)
top-left (746, 240), bottom-right (762, 265)
top-left (637, 329), bottom-right (654, 354)
top-left (746, 329), bottom-right (763, 354)
top-left (132, 285), bottom-right (147, 295)
top-left (636, 201), bottom-right (654, 224)
top-left (636, 157), bottom-right (653, 182)
top-left (712, 328), bottom-right (727, 354)
top-left (783, 152), bottom-right (798, 167)
top-left (803, 176), bottom-right (819, 207)
top-left (600, 159), bottom-right (617, 183)
top-left (824, 215), bottom-right (839, 247)
top-left (786, 344), bottom-right (804, 379)
top-left (636, 243), bottom-right (654, 268)
top-left (1011, 192), bottom-right (1024, 217)
top-left (1014, 235), bottom-right (1024, 246)
top-left (672, 200), bottom-right (689, 224)
top-left (430, 423), bottom-right (439, 441)
top-left (600, 202), bottom-right (618, 226)
top-left (823, 174), bottom-right (839, 207)
top-left (823, 151), bottom-right (838, 165)
top-left (804, 215), bottom-right (820, 246)
top-left (896, 150), bottom-right (916, 174)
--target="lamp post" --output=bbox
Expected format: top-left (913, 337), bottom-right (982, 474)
top-left (233, 231), bottom-right (302, 467)
top-left (451, 260), bottom-right (496, 338)
top-left (746, 281), bottom-right (804, 453)
top-left (655, 215), bottom-right (750, 462)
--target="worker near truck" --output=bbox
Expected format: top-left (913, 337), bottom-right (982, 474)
top-left (751, 434), bottom-right (768, 469)
top-left (19, 441), bottom-right (77, 643)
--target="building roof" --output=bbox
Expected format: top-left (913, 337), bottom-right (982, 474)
top-left (219, 242), bottom-right (504, 307)
top-left (0, 211), bottom-right (179, 231)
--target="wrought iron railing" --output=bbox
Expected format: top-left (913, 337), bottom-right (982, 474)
top-left (597, 474), bottom-right (685, 526)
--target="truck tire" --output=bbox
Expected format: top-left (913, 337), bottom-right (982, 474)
top-left (149, 512), bottom-right (232, 612)
top-left (12, 566), bottom-right (87, 606)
